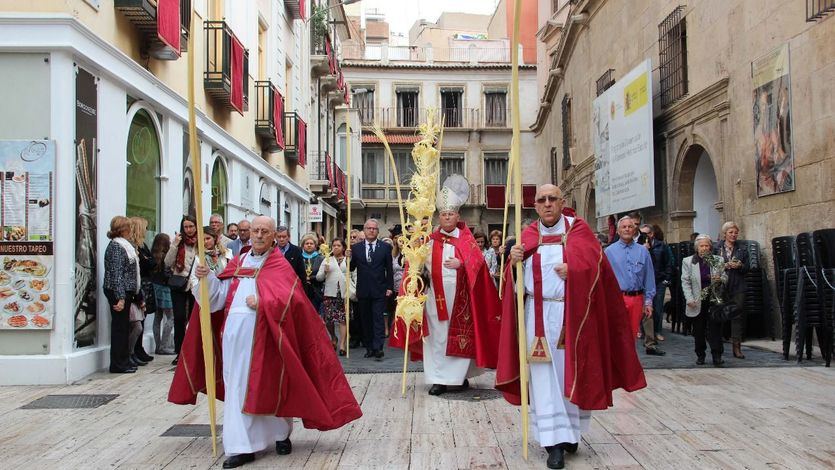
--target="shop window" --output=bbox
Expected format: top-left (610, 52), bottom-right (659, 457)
top-left (126, 109), bottom-right (161, 238)
top-left (211, 157), bottom-right (228, 221)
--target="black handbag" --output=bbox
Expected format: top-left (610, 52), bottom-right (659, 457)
top-left (167, 259), bottom-right (194, 292)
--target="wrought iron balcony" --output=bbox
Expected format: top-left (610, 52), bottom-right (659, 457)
top-left (285, 0), bottom-right (306, 20)
top-left (311, 29), bottom-right (337, 78)
top-left (254, 81), bottom-right (285, 152)
top-left (356, 107), bottom-right (481, 129)
top-left (204, 20), bottom-right (249, 112)
top-left (114, 0), bottom-right (191, 59)
top-left (807, 0), bottom-right (835, 21)
top-left (283, 112), bottom-right (307, 167)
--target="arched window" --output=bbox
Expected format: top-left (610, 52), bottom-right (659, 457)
top-left (211, 157), bottom-right (228, 221)
top-left (259, 182), bottom-right (272, 217)
top-left (183, 167), bottom-right (196, 217)
top-left (126, 108), bottom-right (161, 237)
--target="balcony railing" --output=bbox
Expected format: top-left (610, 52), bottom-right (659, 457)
top-left (204, 21), bottom-right (249, 112)
top-left (342, 43), bottom-right (523, 64)
top-left (283, 112), bottom-right (307, 167)
top-left (285, 0), bottom-right (306, 20)
top-left (115, 0), bottom-right (191, 59)
top-left (254, 81), bottom-right (284, 152)
top-left (355, 107), bottom-right (487, 129)
top-left (807, 0), bottom-right (835, 20)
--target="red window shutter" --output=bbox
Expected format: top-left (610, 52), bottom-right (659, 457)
top-left (273, 87), bottom-right (285, 149)
top-left (297, 118), bottom-right (307, 167)
top-left (485, 185), bottom-right (506, 209)
top-left (522, 185), bottom-right (537, 208)
top-left (156, 0), bottom-right (181, 56)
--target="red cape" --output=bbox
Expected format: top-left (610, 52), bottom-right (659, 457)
top-left (168, 247), bottom-right (362, 431)
top-left (495, 217), bottom-right (646, 410)
top-left (390, 222), bottom-right (502, 369)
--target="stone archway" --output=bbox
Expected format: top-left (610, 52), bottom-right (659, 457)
top-left (673, 143), bottom-right (721, 240)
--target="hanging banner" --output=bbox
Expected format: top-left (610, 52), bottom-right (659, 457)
top-left (74, 67), bottom-right (98, 347)
top-left (308, 203), bottom-right (323, 223)
top-left (0, 140), bottom-right (55, 331)
top-left (592, 59), bottom-right (655, 217)
top-left (752, 44), bottom-right (794, 196)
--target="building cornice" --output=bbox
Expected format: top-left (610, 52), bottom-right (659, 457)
top-left (0, 13), bottom-right (310, 200)
top-left (342, 62), bottom-right (537, 70)
top-left (531, 0), bottom-right (603, 135)
top-left (654, 77), bottom-right (731, 134)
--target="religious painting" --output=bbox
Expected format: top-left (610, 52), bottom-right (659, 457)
top-left (752, 44), bottom-right (794, 196)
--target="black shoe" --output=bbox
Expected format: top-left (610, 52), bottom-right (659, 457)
top-left (546, 445), bottom-right (565, 469)
top-left (338, 349), bottom-right (346, 356)
top-left (349, 340), bottom-right (362, 349)
top-left (560, 442), bottom-right (579, 454)
top-left (428, 384), bottom-right (448, 396)
top-left (131, 354), bottom-right (148, 366)
top-left (374, 350), bottom-right (385, 359)
top-left (136, 351), bottom-right (154, 362)
top-left (363, 350), bottom-right (374, 358)
top-left (222, 453), bottom-right (255, 468)
top-left (276, 438), bottom-right (292, 455)
top-left (171, 356), bottom-right (179, 366)
top-left (696, 356), bottom-right (705, 365)
top-left (645, 347), bottom-right (666, 356)
top-left (109, 367), bottom-right (136, 374)
top-left (712, 354), bottom-right (724, 366)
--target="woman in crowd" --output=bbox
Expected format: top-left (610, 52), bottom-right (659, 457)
top-left (127, 217), bottom-right (155, 366)
top-left (489, 229), bottom-right (503, 282)
top-left (150, 233), bottom-right (175, 355)
top-left (317, 238), bottom-right (354, 355)
top-left (474, 231), bottom-right (497, 283)
top-left (300, 232), bottom-right (324, 313)
top-left (103, 216), bottom-right (141, 373)
top-left (189, 226), bottom-right (231, 289)
top-left (681, 234), bottom-right (728, 366)
top-left (164, 215), bottom-right (198, 365)
top-left (715, 221), bottom-right (749, 359)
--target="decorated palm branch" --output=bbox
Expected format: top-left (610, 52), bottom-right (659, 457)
top-left (372, 110), bottom-right (444, 396)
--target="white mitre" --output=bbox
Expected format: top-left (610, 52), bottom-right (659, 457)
top-left (437, 174), bottom-right (470, 213)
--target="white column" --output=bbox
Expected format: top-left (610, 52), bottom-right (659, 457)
top-left (49, 51), bottom-right (76, 362)
top-left (161, 117), bottom-right (183, 234)
top-left (200, 141), bottom-right (213, 222)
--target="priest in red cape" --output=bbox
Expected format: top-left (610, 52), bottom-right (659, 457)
top-left (390, 176), bottom-right (501, 396)
top-left (495, 184), bottom-right (646, 469)
top-left (168, 216), bottom-right (361, 469)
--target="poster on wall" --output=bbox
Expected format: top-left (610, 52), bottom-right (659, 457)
top-left (0, 140), bottom-right (55, 331)
top-left (592, 59), bottom-right (655, 218)
top-left (74, 67), bottom-right (98, 348)
top-left (752, 44), bottom-right (794, 197)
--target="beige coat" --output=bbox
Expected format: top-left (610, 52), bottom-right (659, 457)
top-left (680, 254), bottom-right (727, 318)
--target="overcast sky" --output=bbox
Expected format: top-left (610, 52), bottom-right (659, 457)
top-left (349, 0), bottom-right (501, 37)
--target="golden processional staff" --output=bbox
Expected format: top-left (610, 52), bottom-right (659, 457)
top-left (186, 6), bottom-right (218, 456)
top-left (343, 113), bottom-right (352, 358)
top-left (508, 0), bottom-right (529, 460)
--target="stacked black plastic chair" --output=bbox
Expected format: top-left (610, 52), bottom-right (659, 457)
top-left (812, 229), bottom-right (835, 365)
top-left (739, 240), bottom-right (771, 339)
top-left (772, 236), bottom-right (804, 359)
top-left (792, 232), bottom-right (832, 366)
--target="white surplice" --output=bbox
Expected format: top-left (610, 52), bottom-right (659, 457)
top-left (422, 227), bottom-right (482, 385)
top-left (197, 251), bottom-right (292, 456)
top-left (522, 217), bottom-right (591, 447)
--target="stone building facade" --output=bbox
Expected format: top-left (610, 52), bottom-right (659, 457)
top-left (533, 0), bottom-right (834, 335)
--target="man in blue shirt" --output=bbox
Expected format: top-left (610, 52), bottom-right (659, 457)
top-left (604, 216), bottom-right (665, 356)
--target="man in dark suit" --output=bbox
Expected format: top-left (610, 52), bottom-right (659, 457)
top-left (350, 218), bottom-right (393, 361)
top-left (276, 225), bottom-right (306, 282)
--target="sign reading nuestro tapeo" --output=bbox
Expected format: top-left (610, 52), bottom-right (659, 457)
top-left (592, 59), bottom-right (655, 218)
top-left (0, 140), bottom-right (55, 330)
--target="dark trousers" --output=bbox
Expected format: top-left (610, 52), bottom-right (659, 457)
top-left (171, 289), bottom-right (194, 355)
top-left (692, 304), bottom-right (724, 358)
top-left (357, 297), bottom-right (386, 352)
top-left (106, 290), bottom-right (134, 371)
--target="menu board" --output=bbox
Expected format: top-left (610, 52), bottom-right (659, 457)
top-left (0, 140), bottom-right (55, 330)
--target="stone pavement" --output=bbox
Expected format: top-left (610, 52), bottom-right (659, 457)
top-left (1, 341), bottom-right (834, 469)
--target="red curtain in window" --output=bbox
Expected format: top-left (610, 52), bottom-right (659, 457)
top-left (157, 0), bottom-right (181, 56)
top-left (325, 35), bottom-right (336, 75)
top-left (326, 153), bottom-right (334, 189)
top-left (485, 185), bottom-right (505, 209)
top-left (297, 118), bottom-right (307, 167)
top-left (273, 86), bottom-right (285, 149)
top-left (230, 34), bottom-right (245, 114)
top-left (522, 185), bottom-right (537, 208)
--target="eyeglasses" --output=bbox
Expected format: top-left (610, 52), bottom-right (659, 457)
top-left (535, 195), bottom-right (563, 204)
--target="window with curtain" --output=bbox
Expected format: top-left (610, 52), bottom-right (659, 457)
top-left (126, 109), bottom-right (161, 238)
top-left (484, 90), bottom-right (507, 127)
top-left (440, 87), bottom-right (463, 127)
top-left (390, 149), bottom-right (415, 186)
top-left (440, 152), bottom-right (465, 183)
top-left (362, 149), bottom-right (385, 184)
top-left (483, 152), bottom-right (508, 185)
top-left (353, 88), bottom-right (375, 125)
top-left (396, 89), bottom-right (419, 127)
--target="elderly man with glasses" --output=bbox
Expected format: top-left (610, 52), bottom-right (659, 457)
top-left (169, 216), bottom-right (362, 468)
top-left (496, 184), bottom-right (646, 470)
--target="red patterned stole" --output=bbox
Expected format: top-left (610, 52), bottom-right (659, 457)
top-left (429, 229), bottom-right (478, 359)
